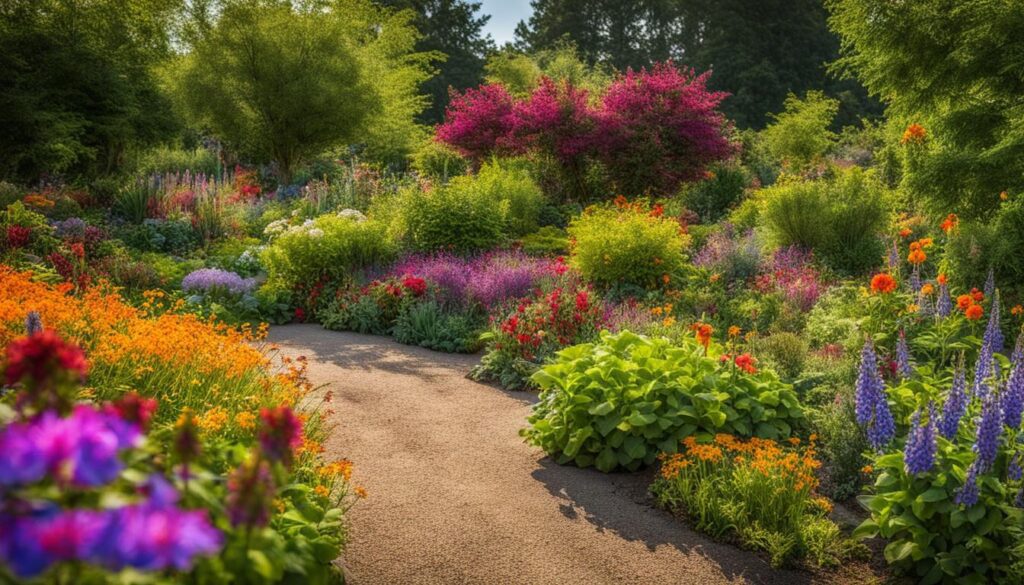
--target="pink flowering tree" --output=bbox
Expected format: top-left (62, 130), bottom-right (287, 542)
top-left (435, 84), bottom-right (516, 165)
top-left (435, 62), bottom-right (735, 201)
top-left (598, 63), bottom-right (735, 197)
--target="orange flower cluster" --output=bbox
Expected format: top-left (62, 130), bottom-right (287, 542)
top-left (663, 434), bottom-right (823, 494)
top-left (870, 273), bottom-right (897, 294)
top-left (691, 322), bottom-right (713, 351)
top-left (22, 192), bottom-right (55, 208)
top-left (940, 213), bottom-right (958, 233)
top-left (907, 240), bottom-right (929, 265)
top-left (956, 288), bottom-right (986, 321)
top-left (1012, 305), bottom-right (1024, 318)
top-left (901, 123), bottom-right (927, 145)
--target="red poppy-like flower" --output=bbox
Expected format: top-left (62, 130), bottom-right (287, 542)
top-left (691, 322), bottom-right (713, 350)
top-left (956, 295), bottom-right (973, 310)
top-left (733, 353), bottom-right (758, 374)
top-left (965, 304), bottom-right (984, 321)
top-left (870, 273), bottom-right (897, 294)
top-left (970, 288), bottom-right (984, 303)
top-left (940, 213), bottom-right (958, 233)
top-left (401, 275), bottom-right (427, 297)
top-left (4, 330), bottom-right (88, 387)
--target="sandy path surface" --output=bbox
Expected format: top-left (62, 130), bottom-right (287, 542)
top-left (268, 325), bottom-right (866, 585)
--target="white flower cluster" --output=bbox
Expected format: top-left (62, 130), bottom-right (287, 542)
top-left (263, 219), bottom-right (290, 238)
top-left (337, 209), bottom-right (367, 222)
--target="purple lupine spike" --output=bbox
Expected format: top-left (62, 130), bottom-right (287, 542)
top-left (908, 265), bottom-right (921, 294)
top-left (1013, 333), bottom-right (1024, 365)
top-left (984, 267), bottom-right (995, 300)
top-left (973, 339), bottom-right (995, 397)
top-left (25, 311), bottom-right (43, 336)
top-left (1016, 486), bottom-right (1024, 508)
top-left (904, 403), bottom-right (937, 475)
top-left (939, 361), bottom-right (968, 440)
top-left (896, 330), bottom-right (913, 380)
top-left (1005, 338), bottom-right (1024, 429)
top-left (973, 390), bottom-right (1003, 472)
top-left (887, 240), bottom-right (900, 270)
top-left (956, 461), bottom-right (981, 507)
top-left (936, 283), bottom-right (952, 317)
top-left (855, 338), bottom-right (895, 449)
top-left (917, 290), bottom-right (933, 317)
top-left (1009, 452), bottom-right (1022, 481)
top-left (983, 290), bottom-right (1004, 355)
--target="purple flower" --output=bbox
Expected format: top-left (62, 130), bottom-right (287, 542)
top-left (1008, 452), bottom-right (1022, 481)
top-left (1016, 486), bottom-right (1024, 508)
top-left (0, 405), bottom-right (140, 488)
top-left (109, 502), bottom-right (221, 571)
top-left (936, 283), bottom-right (952, 317)
top-left (896, 330), bottom-right (913, 380)
top-left (887, 240), bottom-right (899, 270)
top-left (25, 311), bottom-right (43, 336)
top-left (938, 362), bottom-right (968, 440)
top-left (983, 290), bottom-right (1004, 355)
top-left (955, 461), bottom-right (981, 507)
top-left (181, 268), bottom-right (257, 296)
top-left (1004, 337), bottom-right (1024, 429)
top-left (904, 403), bottom-right (937, 475)
top-left (973, 391), bottom-right (1003, 472)
top-left (908, 265), bottom-right (921, 294)
top-left (855, 339), bottom-right (895, 449)
top-left (0, 508), bottom-right (109, 577)
top-left (973, 339), bottom-right (995, 397)
top-left (984, 267), bottom-right (995, 300)
top-left (52, 217), bottom-right (87, 240)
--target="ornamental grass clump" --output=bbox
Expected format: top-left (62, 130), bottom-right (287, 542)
top-left (651, 434), bottom-right (861, 568)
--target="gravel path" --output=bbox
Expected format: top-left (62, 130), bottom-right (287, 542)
top-left (269, 325), bottom-right (873, 585)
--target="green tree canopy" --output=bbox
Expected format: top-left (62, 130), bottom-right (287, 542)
top-left (827, 0), bottom-right (1024, 217)
top-left (0, 0), bottom-right (181, 181)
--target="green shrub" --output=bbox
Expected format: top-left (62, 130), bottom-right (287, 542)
top-left (679, 163), bottom-right (749, 223)
top-left (755, 332), bottom-right (809, 380)
top-left (397, 182), bottom-right (509, 254)
top-left (944, 196), bottom-right (1024, 295)
top-left (262, 214), bottom-right (396, 289)
top-left (392, 301), bottom-right (483, 353)
top-left (523, 331), bottom-right (805, 472)
top-left (568, 202), bottom-right (689, 289)
top-left (810, 391), bottom-right (867, 502)
top-left (134, 145), bottom-right (220, 175)
top-left (520, 226), bottom-right (569, 256)
top-left (804, 285), bottom-right (864, 350)
top-left (116, 219), bottom-right (199, 255)
top-left (760, 168), bottom-right (890, 274)
top-left (464, 159), bottom-right (544, 237)
top-left (761, 91), bottom-right (839, 172)
top-left (410, 139), bottom-right (468, 180)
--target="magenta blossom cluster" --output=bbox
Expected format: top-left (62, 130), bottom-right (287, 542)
top-left (755, 246), bottom-right (827, 312)
top-left (390, 250), bottom-right (561, 309)
top-left (0, 477), bottom-right (221, 577)
top-left (0, 404), bottom-right (140, 488)
top-left (437, 62), bottom-right (734, 197)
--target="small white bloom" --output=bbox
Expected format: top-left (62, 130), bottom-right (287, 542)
top-left (308, 228), bottom-right (324, 238)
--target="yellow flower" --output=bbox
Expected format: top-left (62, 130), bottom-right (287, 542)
top-left (727, 325), bottom-right (741, 338)
top-left (236, 411), bottom-right (256, 430)
top-left (196, 406), bottom-right (228, 434)
top-left (662, 317), bottom-right (676, 327)
top-left (314, 485), bottom-right (330, 498)
top-left (355, 486), bottom-right (368, 498)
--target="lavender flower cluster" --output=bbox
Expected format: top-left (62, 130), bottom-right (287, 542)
top-left (855, 339), bottom-right (895, 449)
top-left (390, 250), bottom-right (560, 309)
top-left (181, 268), bottom-right (257, 296)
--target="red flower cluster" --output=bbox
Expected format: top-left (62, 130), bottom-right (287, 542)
top-left (494, 284), bottom-right (605, 362)
top-left (870, 273), bottom-right (897, 294)
top-left (957, 288), bottom-right (986, 320)
top-left (401, 275), bottom-right (427, 297)
top-left (3, 330), bottom-right (88, 387)
top-left (105, 392), bottom-right (158, 431)
top-left (258, 406), bottom-right (304, 466)
top-left (5, 225), bottom-right (31, 249)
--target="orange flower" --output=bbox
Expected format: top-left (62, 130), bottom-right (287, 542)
top-left (907, 249), bottom-right (927, 265)
top-left (940, 213), bottom-right (958, 233)
top-left (870, 273), bottom-right (897, 294)
top-left (734, 353), bottom-right (757, 374)
top-left (965, 303), bottom-right (984, 321)
top-left (314, 485), bottom-right (330, 498)
top-left (920, 283), bottom-right (934, 295)
top-left (691, 322), bottom-right (714, 350)
top-left (1000, 191), bottom-right (1009, 201)
top-left (728, 325), bottom-right (741, 338)
top-left (901, 123), bottom-right (927, 144)
top-left (899, 228), bottom-right (912, 238)
top-left (861, 465), bottom-right (873, 474)
top-left (355, 486), bottom-right (368, 498)
top-left (956, 295), bottom-right (973, 310)
top-left (662, 274), bottom-right (671, 285)
top-left (1011, 305), bottom-right (1024, 317)
top-left (613, 195), bottom-right (629, 209)
top-left (918, 237), bottom-right (934, 248)
top-left (937, 273), bottom-right (948, 285)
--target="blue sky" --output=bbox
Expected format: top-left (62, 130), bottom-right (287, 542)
top-left (479, 0), bottom-right (533, 46)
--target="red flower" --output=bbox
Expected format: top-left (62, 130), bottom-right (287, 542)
top-left (575, 290), bottom-right (590, 311)
top-left (940, 213), bottom-right (958, 233)
top-left (106, 392), bottom-right (158, 431)
top-left (5, 225), bottom-right (31, 248)
top-left (734, 353), bottom-right (758, 374)
top-left (294, 307), bottom-right (307, 322)
top-left (401, 275), bottom-right (427, 297)
top-left (970, 288), bottom-right (984, 303)
top-left (870, 273), bottom-right (897, 294)
top-left (956, 295), bottom-right (973, 310)
top-left (4, 330), bottom-right (88, 387)
top-left (259, 406), bottom-right (304, 466)
top-left (965, 304), bottom-right (984, 321)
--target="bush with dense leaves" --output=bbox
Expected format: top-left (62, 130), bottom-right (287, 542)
top-left (523, 331), bottom-right (805, 472)
top-left (396, 182), bottom-right (509, 255)
top-left (568, 199), bottom-right (689, 289)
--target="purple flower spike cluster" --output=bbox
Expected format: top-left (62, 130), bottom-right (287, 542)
top-left (1003, 335), bottom-right (1024, 429)
top-left (0, 478), bottom-right (221, 577)
top-left (938, 363), bottom-right (968, 440)
top-left (984, 290), bottom-right (1004, 355)
top-left (973, 391), bottom-right (1003, 472)
top-left (181, 268), bottom-right (257, 296)
top-left (0, 405), bottom-right (140, 488)
top-left (1009, 452), bottom-right (1023, 482)
top-left (956, 462), bottom-right (981, 507)
top-left (896, 330), bottom-right (913, 380)
top-left (984, 267), bottom-right (995, 300)
top-left (855, 339), bottom-right (895, 449)
top-left (887, 240), bottom-right (899, 271)
top-left (973, 340), bottom-right (995, 398)
top-left (936, 283), bottom-right (952, 317)
top-left (904, 403), bottom-right (937, 475)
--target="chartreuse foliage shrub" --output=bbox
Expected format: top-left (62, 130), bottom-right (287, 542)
top-left (453, 159), bottom-right (544, 238)
top-left (397, 181), bottom-right (510, 254)
top-left (568, 200), bottom-right (689, 290)
top-left (261, 214), bottom-right (396, 289)
top-left (760, 167), bottom-right (890, 274)
top-left (522, 331), bottom-right (805, 472)
top-left (651, 435), bottom-right (865, 568)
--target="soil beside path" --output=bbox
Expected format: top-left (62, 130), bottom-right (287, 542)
top-left (268, 325), bottom-right (874, 585)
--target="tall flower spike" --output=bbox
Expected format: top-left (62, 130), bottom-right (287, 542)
top-left (887, 241), bottom-right (899, 270)
top-left (896, 330), bottom-right (913, 380)
top-left (908, 265), bottom-right (921, 294)
top-left (984, 267), bottom-right (995, 300)
top-left (855, 338), bottom-right (896, 448)
top-left (956, 461), bottom-right (981, 507)
top-left (917, 291), bottom-right (933, 317)
top-left (1005, 336), bottom-right (1024, 429)
top-left (25, 311), bottom-right (42, 336)
top-left (936, 283), bottom-right (952, 317)
top-left (973, 338), bottom-right (995, 397)
top-left (904, 403), bottom-right (937, 475)
top-left (1009, 452), bottom-right (1023, 481)
top-left (973, 390), bottom-right (1003, 472)
top-left (983, 290), bottom-right (1004, 355)
top-left (938, 358), bottom-right (968, 440)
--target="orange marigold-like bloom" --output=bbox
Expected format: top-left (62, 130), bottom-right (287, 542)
top-left (918, 237), bottom-right (934, 248)
top-left (920, 283), bottom-right (934, 295)
top-left (1012, 305), bottom-right (1024, 317)
top-left (937, 273), bottom-right (948, 285)
top-left (734, 353), bottom-right (758, 374)
top-left (907, 249), bottom-right (927, 265)
top-left (899, 228), bottom-right (912, 238)
top-left (956, 295), bottom-right (973, 310)
top-left (970, 288), bottom-right (984, 303)
top-left (662, 274), bottom-right (671, 285)
top-left (940, 213), bottom-right (958, 233)
top-left (901, 123), bottom-right (927, 144)
top-left (691, 322), bottom-right (713, 350)
top-left (728, 325), bottom-right (741, 338)
top-left (965, 304), bottom-right (984, 320)
top-left (1000, 191), bottom-right (1009, 201)
top-left (870, 273), bottom-right (897, 294)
